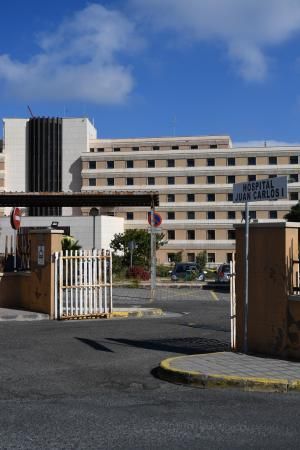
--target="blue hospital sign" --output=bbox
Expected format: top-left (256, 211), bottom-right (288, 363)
top-left (233, 176), bottom-right (288, 203)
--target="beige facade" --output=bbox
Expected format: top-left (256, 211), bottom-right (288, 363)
top-left (1, 120), bottom-right (299, 265)
top-left (81, 135), bottom-right (300, 265)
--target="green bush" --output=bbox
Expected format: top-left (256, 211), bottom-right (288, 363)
top-left (156, 264), bottom-right (171, 277)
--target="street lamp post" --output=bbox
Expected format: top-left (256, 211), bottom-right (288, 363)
top-left (89, 207), bottom-right (99, 250)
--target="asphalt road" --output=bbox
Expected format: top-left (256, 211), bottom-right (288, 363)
top-left (0, 290), bottom-right (300, 449)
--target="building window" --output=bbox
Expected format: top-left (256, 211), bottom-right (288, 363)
top-left (167, 177), bottom-right (175, 185)
top-left (107, 161), bottom-right (114, 169)
top-left (167, 212), bottom-right (175, 220)
top-left (107, 178), bottom-right (114, 186)
top-left (187, 194), bottom-right (195, 202)
top-left (207, 158), bottom-right (215, 166)
top-left (248, 175), bottom-right (256, 182)
top-left (207, 253), bottom-right (215, 263)
top-left (269, 156), bottom-right (277, 165)
top-left (187, 159), bottom-right (195, 167)
top-left (148, 160), bottom-right (155, 168)
top-left (187, 176), bottom-right (195, 184)
top-left (89, 178), bottom-right (96, 186)
top-left (228, 211), bottom-right (236, 219)
top-left (97, 148), bottom-right (104, 152)
top-left (167, 194), bottom-right (175, 202)
top-left (290, 192), bottom-right (298, 201)
top-left (226, 253), bottom-right (233, 263)
top-left (113, 147), bottom-right (120, 152)
top-left (172, 145), bottom-right (179, 150)
top-left (127, 160), bottom-right (134, 168)
top-left (126, 177), bottom-right (134, 186)
top-left (248, 157), bottom-right (256, 165)
top-left (269, 210), bottom-right (277, 219)
top-left (249, 211), bottom-right (257, 220)
top-left (168, 253), bottom-right (176, 262)
top-left (207, 230), bottom-right (215, 240)
top-left (187, 230), bottom-right (195, 240)
top-left (90, 148), bottom-right (95, 152)
top-left (269, 174), bottom-right (276, 179)
top-left (207, 211), bottom-right (215, 219)
top-left (290, 156), bottom-right (298, 164)
top-left (168, 230), bottom-right (175, 240)
top-left (210, 144), bottom-right (218, 149)
top-left (89, 161), bottom-right (96, 169)
top-left (153, 146), bottom-right (160, 150)
top-left (228, 157), bottom-right (235, 166)
top-left (187, 253), bottom-right (195, 262)
top-left (132, 147), bottom-right (139, 151)
top-left (168, 159), bottom-right (175, 168)
top-left (148, 177), bottom-right (155, 185)
top-left (227, 193), bottom-right (233, 201)
top-left (227, 175), bottom-right (235, 184)
top-left (126, 212), bottom-right (134, 220)
top-left (207, 193), bottom-right (215, 202)
top-left (228, 230), bottom-right (236, 240)
top-left (289, 174), bottom-right (298, 183)
top-left (191, 145), bottom-right (198, 149)
top-left (187, 211), bottom-right (195, 220)
top-left (207, 176), bottom-right (215, 184)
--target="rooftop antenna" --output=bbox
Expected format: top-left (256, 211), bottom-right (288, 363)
top-left (27, 105), bottom-right (34, 118)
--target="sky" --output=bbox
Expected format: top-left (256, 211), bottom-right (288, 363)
top-left (1, 0), bottom-right (300, 145)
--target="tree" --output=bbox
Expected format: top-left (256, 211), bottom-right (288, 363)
top-left (284, 202), bottom-right (300, 222)
top-left (110, 229), bottom-right (166, 269)
top-left (196, 251), bottom-right (207, 271)
top-left (61, 236), bottom-right (81, 252)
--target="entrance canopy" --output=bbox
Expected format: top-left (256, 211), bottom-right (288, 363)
top-left (0, 191), bottom-right (159, 208)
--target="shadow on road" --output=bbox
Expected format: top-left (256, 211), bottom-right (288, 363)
top-left (75, 337), bottom-right (114, 352)
top-left (107, 336), bottom-right (229, 355)
top-left (203, 283), bottom-right (230, 293)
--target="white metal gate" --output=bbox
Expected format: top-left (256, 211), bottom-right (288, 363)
top-left (54, 250), bottom-right (112, 319)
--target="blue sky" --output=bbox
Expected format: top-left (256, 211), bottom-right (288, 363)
top-left (1, 0), bottom-right (300, 144)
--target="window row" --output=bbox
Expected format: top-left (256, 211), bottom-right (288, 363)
top-left (87, 174), bottom-right (299, 186)
top-left (90, 144), bottom-right (222, 153)
top-left (167, 252), bottom-right (233, 264)
top-left (125, 210), bottom-right (279, 221)
top-left (87, 155), bottom-right (299, 168)
top-left (162, 229), bottom-right (236, 240)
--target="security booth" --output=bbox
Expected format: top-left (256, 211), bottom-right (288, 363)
top-left (0, 191), bottom-right (159, 318)
top-left (234, 221), bottom-right (300, 359)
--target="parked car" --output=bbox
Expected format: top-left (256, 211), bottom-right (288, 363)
top-left (216, 264), bottom-right (231, 283)
top-left (171, 263), bottom-right (206, 281)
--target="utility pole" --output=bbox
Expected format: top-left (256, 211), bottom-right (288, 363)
top-left (150, 202), bottom-right (156, 302)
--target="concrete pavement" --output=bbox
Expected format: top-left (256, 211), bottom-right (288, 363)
top-left (158, 351), bottom-right (300, 393)
top-left (0, 306), bottom-right (163, 321)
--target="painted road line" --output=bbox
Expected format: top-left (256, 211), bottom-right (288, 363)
top-left (210, 290), bottom-right (218, 301)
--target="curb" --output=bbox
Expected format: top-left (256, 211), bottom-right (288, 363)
top-left (112, 308), bottom-right (163, 318)
top-left (157, 355), bottom-right (300, 393)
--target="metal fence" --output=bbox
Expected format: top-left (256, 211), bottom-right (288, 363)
top-left (54, 249), bottom-right (112, 319)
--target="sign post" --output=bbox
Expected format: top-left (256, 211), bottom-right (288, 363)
top-left (233, 176), bottom-right (288, 353)
top-left (148, 211), bottom-right (162, 302)
top-left (10, 207), bottom-right (22, 271)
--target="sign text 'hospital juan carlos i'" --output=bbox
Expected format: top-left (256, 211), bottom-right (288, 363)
top-left (233, 176), bottom-right (288, 203)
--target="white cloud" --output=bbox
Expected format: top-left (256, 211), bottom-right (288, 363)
top-left (130, 0), bottom-right (300, 81)
top-left (0, 4), bottom-right (141, 104)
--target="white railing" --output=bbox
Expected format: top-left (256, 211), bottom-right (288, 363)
top-left (230, 255), bottom-right (236, 350)
top-left (54, 249), bottom-right (112, 319)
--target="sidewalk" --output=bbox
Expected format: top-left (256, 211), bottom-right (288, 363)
top-left (158, 351), bottom-right (300, 393)
top-left (0, 308), bottom-right (49, 321)
top-left (0, 307), bottom-right (163, 321)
